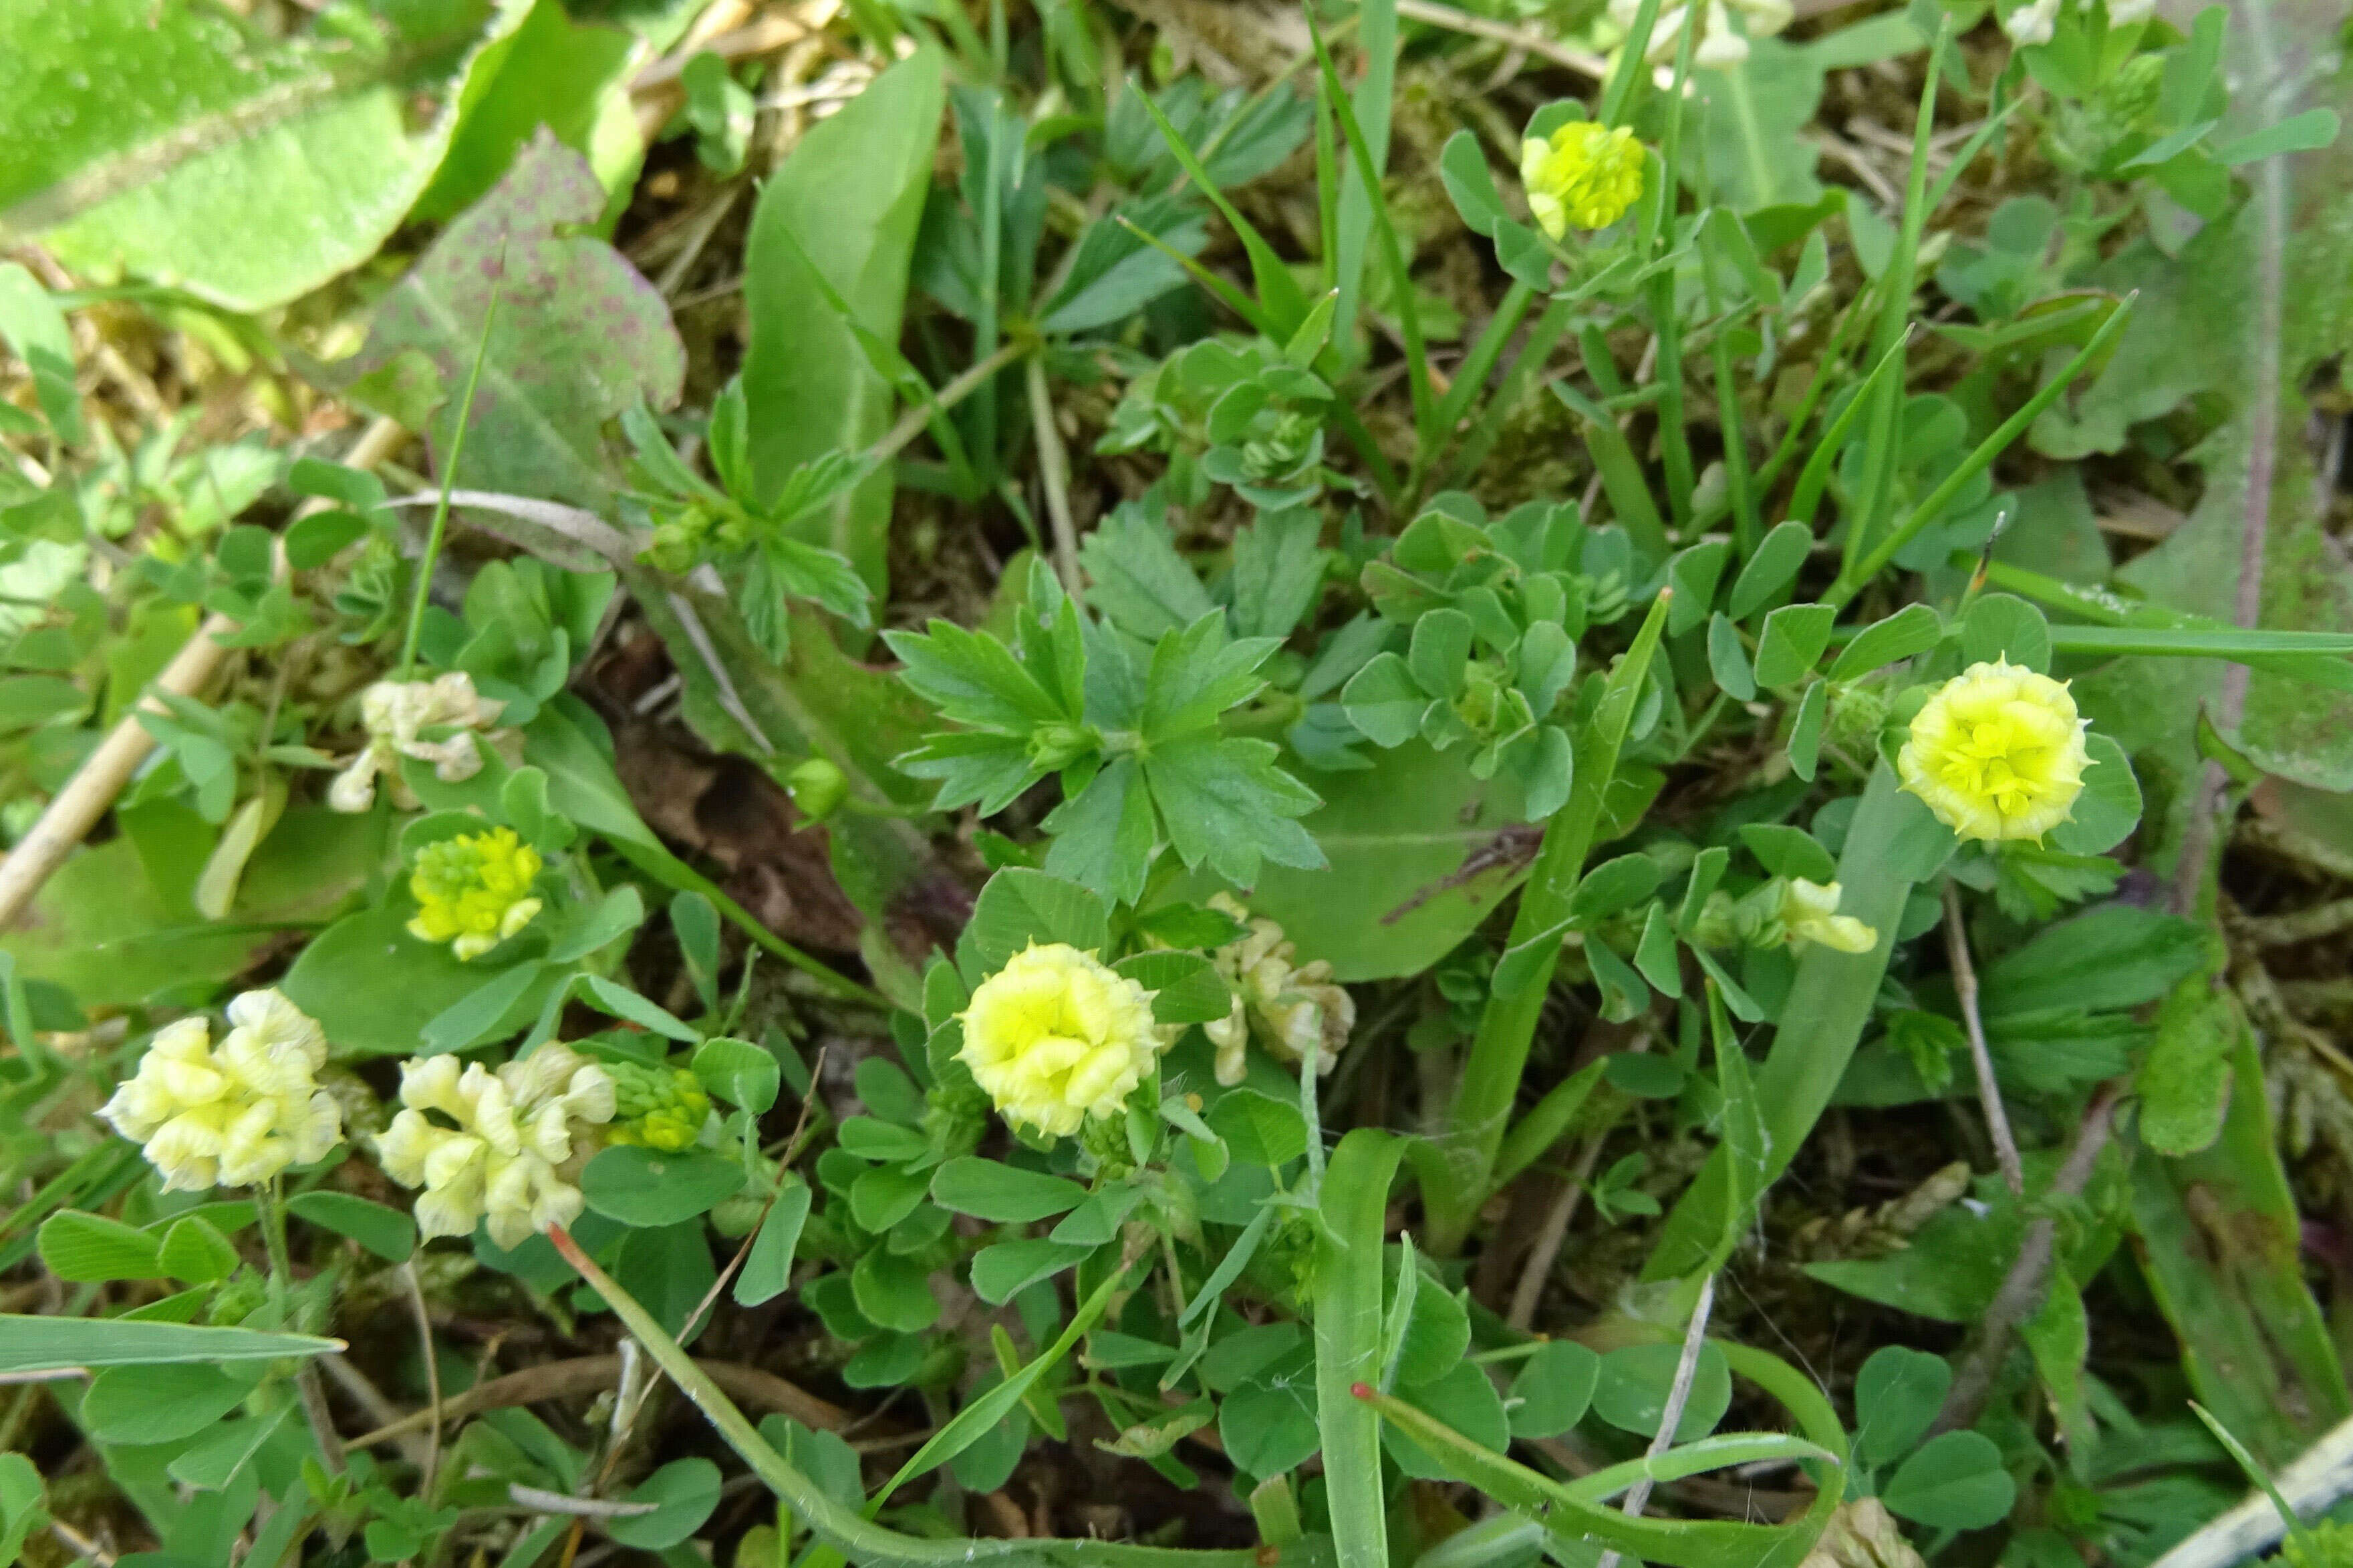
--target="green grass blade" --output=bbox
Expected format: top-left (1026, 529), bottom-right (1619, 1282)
top-left (0, 1315), bottom-right (344, 1372)
top-left (1786, 328), bottom-right (1910, 530)
top-left (1353, 1388), bottom-right (1828, 1567)
top-left (1331, 0), bottom-right (1398, 349)
top-left (1830, 295), bottom-right (2135, 605)
top-left (1314, 1130), bottom-right (1403, 1568)
top-left (1643, 761), bottom-right (1939, 1281)
top-left (1309, 17), bottom-right (1435, 448)
top-left (1427, 590), bottom-right (1674, 1253)
top-left (1554, 381), bottom-right (1669, 562)
top-left (1133, 93), bottom-right (1311, 335)
top-left (1843, 21), bottom-right (1950, 587)
top-left (549, 1228), bottom-right (1328, 1567)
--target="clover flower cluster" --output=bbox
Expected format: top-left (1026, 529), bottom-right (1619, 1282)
top-left (327, 673), bottom-right (512, 814)
top-left (408, 827), bottom-right (545, 961)
top-left (376, 1046), bottom-right (615, 1249)
top-left (604, 1061), bottom-right (713, 1152)
top-left (100, 990), bottom-right (342, 1192)
top-left (958, 943), bottom-right (1165, 1138)
top-left (1202, 893), bottom-right (1356, 1088)
top-left (1520, 121), bottom-right (1647, 238)
top-left (1899, 660), bottom-right (2092, 843)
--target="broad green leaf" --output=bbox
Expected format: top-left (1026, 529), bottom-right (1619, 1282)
top-left (734, 1179), bottom-right (813, 1307)
top-left (5, 808), bottom-right (372, 1009)
top-left (339, 130), bottom-right (685, 514)
top-left (1208, 1088), bottom-right (1308, 1168)
top-left (742, 45), bottom-right (945, 595)
top-left (1754, 603), bottom-right (1838, 687)
top-left (967, 869), bottom-right (1110, 969)
top-left (607, 1458), bottom-right (722, 1549)
top-left (1852, 1346), bottom-right (1950, 1466)
top-left (582, 1146), bottom-right (746, 1227)
top-left (1825, 603), bottom-right (1943, 682)
top-left (38, 1211), bottom-right (164, 1283)
top-left (1697, 40), bottom-right (1826, 213)
top-left (1, 0), bottom-right (531, 311)
top-left (930, 1158), bottom-right (1090, 1223)
top-left (157, 1215), bottom-right (241, 1283)
top-left (0, 1315), bottom-right (339, 1372)
top-left (1592, 1343), bottom-right (1733, 1442)
top-left (2136, 974), bottom-right (2238, 1158)
top-left (1727, 520), bottom-right (1814, 620)
top-left (1880, 1431), bottom-right (2017, 1529)
top-left (287, 1191), bottom-right (418, 1263)
top-left (1508, 1341), bottom-right (1601, 1438)
top-left (283, 902), bottom-right (557, 1057)
top-left (82, 1362), bottom-right (257, 1444)
top-left (694, 1036), bottom-right (782, 1114)
top-left (412, 0), bottom-right (641, 222)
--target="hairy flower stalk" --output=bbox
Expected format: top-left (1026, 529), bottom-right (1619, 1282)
top-left (1899, 660), bottom-right (2093, 842)
top-left (1520, 122), bottom-right (1647, 238)
top-left (99, 990), bottom-right (341, 1192)
top-left (1202, 893), bottom-right (1356, 1088)
top-left (408, 827), bottom-right (544, 960)
top-left (376, 1045), bottom-right (615, 1249)
top-left (959, 943), bottom-right (1163, 1137)
top-left (327, 672), bottom-right (512, 813)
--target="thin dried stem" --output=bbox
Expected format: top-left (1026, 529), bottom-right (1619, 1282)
top-left (1594, 1271), bottom-right (1719, 1568)
top-left (1945, 881), bottom-right (2024, 1197)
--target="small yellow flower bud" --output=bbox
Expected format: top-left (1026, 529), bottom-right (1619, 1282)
top-left (99, 991), bottom-right (341, 1192)
top-left (408, 828), bottom-right (545, 961)
top-left (958, 943), bottom-right (1163, 1138)
top-left (605, 1062), bottom-right (713, 1152)
top-left (1899, 660), bottom-right (2093, 842)
top-left (1520, 121), bottom-right (1646, 239)
top-left (1779, 879), bottom-right (1879, 955)
top-left (376, 1045), bottom-right (616, 1249)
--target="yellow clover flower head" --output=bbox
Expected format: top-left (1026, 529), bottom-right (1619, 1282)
top-left (1520, 120), bottom-right (1646, 239)
top-left (410, 827), bottom-right (545, 961)
top-left (1778, 879), bottom-right (1879, 955)
top-left (958, 942), bottom-right (1163, 1138)
top-left (375, 1044), bottom-right (616, 1249)
top-left (605, 1062), bottom-right (713, 1152)
top-left (1899, 659), bottom-right (2093, 842)
top-left (99, 989), bottom-right (341, 1192)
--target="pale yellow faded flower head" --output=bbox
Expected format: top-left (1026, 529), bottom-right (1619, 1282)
top-left (1779, 879), bottom-right (1879, 954)
top-left (1899, 659), bottom-right (2092, 842)
top-left (99, 990), bottom-right (341, 1192)
top-left (1202, 893), bottom-right (1355, 1088)
top-left (376, 1045), bottom-right (615, 1249)
top-left (958, 943), bottom-right (1162, 1138)
top-left (1520, 121), bottom-right (1646, 239)
top-left (327, 672), bottom-right (509, 814)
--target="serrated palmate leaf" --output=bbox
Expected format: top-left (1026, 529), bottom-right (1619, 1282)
top-left (1141, 615), bottom-right (1282, 736)
top-left (1144, 732), bottom-right (1325, 887)
top-left (1042, 758), bottom-right (1158, 904)
top-left (885, 619), bottom-right (1072, 733)
top-left (897, 730), bottom-right (1042, 815)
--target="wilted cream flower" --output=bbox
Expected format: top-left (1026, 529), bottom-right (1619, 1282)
top-left (408, 828), bottom-right (543, 961)
top-left (376, 1046), bottom-right (615, 1249)
top-left (1611, 0), bottom-right (1792, 67)
top-left (1778, 879), bottom-right (1879, 955)
top-left (2002, 0), bottom-right (2061, 44)
top-left (327, 673), bottom-right (510, 814)
top-left (1899, 660), bottom-right (2092, 842)
top-left (959, 943), bottom-right (1163, 1138)
top-left (1202, 894), bottom-right (1356, 1088)
top-left (1520, 121), bottom-right (1646, 238)
top-left (99, 991), bottom-right (341, 1192)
